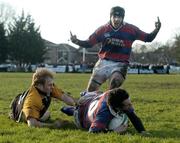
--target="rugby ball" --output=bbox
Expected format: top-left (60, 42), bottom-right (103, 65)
top-left (108, 113), bottom-right (128, 130)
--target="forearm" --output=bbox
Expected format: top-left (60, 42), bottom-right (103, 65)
top-left (36, 121), bottom-right (55, 128)
top-left (146, 28), bottom-right (160, 42)
top-left (27, 118), bottom-right (60, 128)
top-left (125, 111), bottom-right (145, 133)
top-left (61, 94), bottom-right (77, 106)
top-left (74, 39), bottom-right (92, 48)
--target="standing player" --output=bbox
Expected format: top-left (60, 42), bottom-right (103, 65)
top-left (70, 6), bottom-right (161, 91)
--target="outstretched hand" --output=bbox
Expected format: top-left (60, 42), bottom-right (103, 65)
top-left (70, 31), bottom-right (78, 44)
top-left (53, 119), bottom-right (69, 129)
top-left (155, 17), bottom-right (161, 30)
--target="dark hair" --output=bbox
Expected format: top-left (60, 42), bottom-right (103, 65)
top-left (110, 6), bottom-right (125, 18)
top-left (108, 88), bottom-right (129, 112)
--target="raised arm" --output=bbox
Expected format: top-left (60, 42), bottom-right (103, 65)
top-left (70, 31), bottom-right (92, 48)
top-left (146, 17), bottom-right (161, 42)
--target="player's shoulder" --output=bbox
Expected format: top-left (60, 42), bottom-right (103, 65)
top-left (27, 86), bottom-right (41, 100)
top-left (96, 22), bottom-right (110, 31)
top-left (123, 22), bottom-right (139, 30)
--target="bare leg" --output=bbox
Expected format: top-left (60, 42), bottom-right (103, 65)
top-left (109, 72), bottom-right (125, 89)
top-left (87, 79), bottom-right (102, 92)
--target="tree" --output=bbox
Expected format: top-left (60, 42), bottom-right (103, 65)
top-left (172, 34), bottom-right (180, 63)
top-left (0, 2), bottom-right (15, 28)
top-left (8, 11), bottom-right (46, 68)
top-left (0, 22), bottom-right (8, 63)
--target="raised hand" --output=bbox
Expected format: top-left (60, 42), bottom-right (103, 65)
top-left (70, 31), bottom-right (78, 44)
top-left (155, 17), bottom-right (161, 30)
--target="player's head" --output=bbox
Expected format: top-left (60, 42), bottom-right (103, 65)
top-left (32, 68), bottom-right (55, 93)
top-left (110, 6), bottom-right (125, 18)
top-left (110, 6), bottom-right (125, 29)
top-left (107, 88), bottom-right (129, 113)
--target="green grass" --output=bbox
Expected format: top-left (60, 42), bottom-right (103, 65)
top-left (0, 73), bottom-right (180, 143)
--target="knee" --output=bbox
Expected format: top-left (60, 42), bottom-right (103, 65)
top-left (110, 78), bottom-right (122, 89)
top-left (110, 74), bottom-right (125, 89)
top-left (87, 79), bottom-right (101, 92)
top-left (87, 82), bottom-right (100, 92)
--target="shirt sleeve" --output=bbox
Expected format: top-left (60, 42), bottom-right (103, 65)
top-left (22, 90), bottom-right (42, 120)
top-left (134, 25), bottom-right (158, 42)
top-left (88, 25), bottom-right (105, 46)
top-left (134, 26), bottom-right (148, 41)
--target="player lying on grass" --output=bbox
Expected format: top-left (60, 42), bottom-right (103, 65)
top-left (61, 88), bottom-right (150, 135)
top-left (9, 68), bottom-right (77, 128)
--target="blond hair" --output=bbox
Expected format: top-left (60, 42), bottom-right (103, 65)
top-left (32, 68), bottom-right (55, 86)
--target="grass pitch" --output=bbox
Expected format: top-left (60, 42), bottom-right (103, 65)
top-left (0, 73), bottom-right (180, 143)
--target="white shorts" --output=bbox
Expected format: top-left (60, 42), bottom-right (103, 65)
top-left (90, 59), bottom-right (128, 85)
